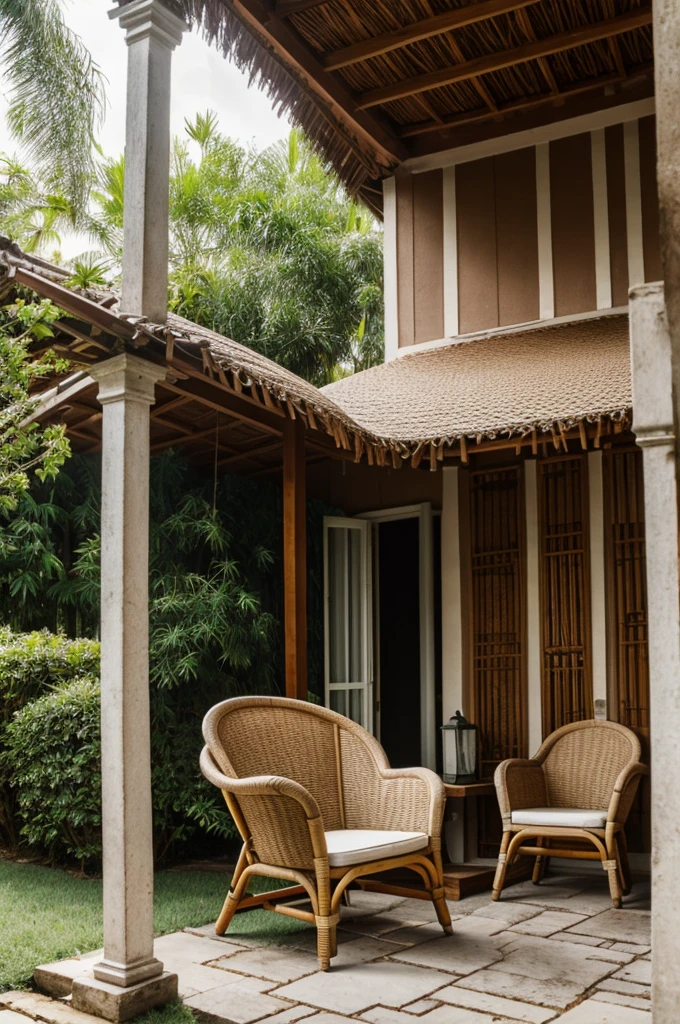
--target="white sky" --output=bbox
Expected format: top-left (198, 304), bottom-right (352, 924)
top-left (0, 0), bottom-right (292, 252)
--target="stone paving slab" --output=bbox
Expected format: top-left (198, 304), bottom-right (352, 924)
top-left (554, 998), bottom-right (651, 1022)
top-left (435, 984), bottom-right (556, 1023)
top-left (508, 910), bottom-right (587, 936)
top-left (566, 909), bottom-right (651, 945)
top-left (360, 1005), bottom-right (519, 1023)
top-left (0, 992), bottom-right (103, 1024)
top-left (592, 990), bottom-right (652, 1011)
top-left (272, 961), bottom-right (452, 1015)
top-left (183, 973), bottom-right (293, 1023)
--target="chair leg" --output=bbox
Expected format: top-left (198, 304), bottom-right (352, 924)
top-left (616, 831), bottom-right (633, 896)
top-left (216, 849), bottom-right (251, 935)
top-left (430, 843), bottom-right (453, 935)
top-left (604, 827), bottom-right (623, 909)
top-left (315, 914), bottom-right (338, 970)
top-left (532, 837), bottom-right (550, 885)
top-left (492, 831), bottom-right (511, 902)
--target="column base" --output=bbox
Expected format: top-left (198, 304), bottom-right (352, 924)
top-left (72, 971), bottom-right (178, 1022)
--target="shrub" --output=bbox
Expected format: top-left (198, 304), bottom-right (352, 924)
top-left (0, 629), bottom-right (100, 848)
top-left (0, 628), bottom-right (100, 727)
top-left (4, 677), bottom-right (102, 869)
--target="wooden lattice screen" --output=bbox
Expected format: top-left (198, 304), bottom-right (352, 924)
top-left (469, 466), bottom-right (527, 779)
top-left (538, 455), bottom-right (593, 736)
top-left (604, 448), bottom-right (649, 737)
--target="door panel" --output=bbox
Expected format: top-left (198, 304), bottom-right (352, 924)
top-left (323, 517), bottom-right (373, 730)
top-left (538, 455), bottom-right (593, 735)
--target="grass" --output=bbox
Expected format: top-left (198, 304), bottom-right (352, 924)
top-left (0, 857), bottom-right (311, 1022)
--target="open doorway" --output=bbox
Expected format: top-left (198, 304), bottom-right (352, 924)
top-left (324, 504), bottom-right (441, 770)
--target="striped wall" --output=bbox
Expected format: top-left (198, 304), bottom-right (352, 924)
top-left (385, 106), bottom-right (661, 353)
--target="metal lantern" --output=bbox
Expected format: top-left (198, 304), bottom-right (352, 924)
top-left (441, 711), bottom-right (478, 784)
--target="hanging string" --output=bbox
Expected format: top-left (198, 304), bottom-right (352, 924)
top-left (213, 411), bottom-right (219, 514)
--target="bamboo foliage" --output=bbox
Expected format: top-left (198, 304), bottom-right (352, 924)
top-left (539, 455), bottom-right (593, 735)
top-left (470, 466), bottom-right (527, 778)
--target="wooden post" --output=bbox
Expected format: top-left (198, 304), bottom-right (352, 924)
top-left (283, 417), bottom-right (307, 700)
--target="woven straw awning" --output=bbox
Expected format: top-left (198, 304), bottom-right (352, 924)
top-left (322, 314), bottom-right (632, 464)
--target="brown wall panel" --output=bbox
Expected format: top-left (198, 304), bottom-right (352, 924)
top-left (395, 173), bottom-right (415, 348)
top-left (550, 133), bottom-right (597, 317)
top-left (605, 124), bottom-right (629, 308)
top-left (456, 156), bottom-right (499, 334)
top-left (495, 148), bottom-right (539, 327)
top-left (307, 457), bottom-right (442, 515)
top-left (413, 170), bottom-right (444, 344)
top-left (639, 115), bottom-right (662, 283)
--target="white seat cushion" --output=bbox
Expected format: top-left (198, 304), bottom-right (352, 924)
top-left (511, 807), bottom-right (608, 829)
top-left (324, 829), bottom-right (429, 867)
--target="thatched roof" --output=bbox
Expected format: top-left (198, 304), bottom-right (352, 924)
top-left (1, 239), bottom-right (633, 471)
top-left (322, 314), bottom-right (632, 467)
top-left (159, 0), bottom-right (654, 210)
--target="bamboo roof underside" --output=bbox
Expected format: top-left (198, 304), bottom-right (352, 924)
top-left (1, 240), bottom-right (633, 473)
top-left (164, 0), bottom-right (655, 210)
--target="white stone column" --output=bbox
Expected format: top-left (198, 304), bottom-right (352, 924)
top-left (629, 283), bottom-right (680, 1024)
top-left (72, 354), bottom-right (175, 1022)
top-left (109, 0), bottom-right (187, 321)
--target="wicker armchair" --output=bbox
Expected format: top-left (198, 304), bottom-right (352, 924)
top-left (492, 720), bottom-right (648, 908)
top-left (200, 696), bottom-right (452, 970)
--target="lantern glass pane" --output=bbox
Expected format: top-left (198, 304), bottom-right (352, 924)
top-left (458, 730), bottom-right (476, 776)
top-left (442, 729), bottom-right (457, 781)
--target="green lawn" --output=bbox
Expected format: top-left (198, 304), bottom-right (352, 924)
top-left (0, 858), bottom-right (309, 1024)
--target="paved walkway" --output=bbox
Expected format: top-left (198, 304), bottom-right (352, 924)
top-left (0, 872), bottom-right (651, 1024)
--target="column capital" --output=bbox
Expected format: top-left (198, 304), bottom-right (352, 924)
top-left (629, 280), bottom-right (674, 444)
top-left (109, 0), bottom-right (188, 49)
top-left (90, 353), bottom-right (165, 406)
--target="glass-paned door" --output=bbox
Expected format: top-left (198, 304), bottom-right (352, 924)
top-left (323, 517), bottom-right (373, 730)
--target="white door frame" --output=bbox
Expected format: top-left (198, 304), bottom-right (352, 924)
top-left (323, 516), bottom-right (374, 732)
top-left (357, 503), bottom-right (438, 770)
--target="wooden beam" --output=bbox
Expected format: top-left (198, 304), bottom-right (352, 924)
top-left (399, 65), bottom-right (652, 138)
top-left (323, 0), bottom-right (542, 71)
top-left (231, 0), bottom-right (408, 165)
top-left (357, 6), bottom-right (652, 109)
top-left (283, 417), bottom-right (308, 701)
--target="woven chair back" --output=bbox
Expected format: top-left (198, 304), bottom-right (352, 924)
top-left (209, 699), bottom-right (345, 830)
top-left (541, 721), bottom-right (640, 810)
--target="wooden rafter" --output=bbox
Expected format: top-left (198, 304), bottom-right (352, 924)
top-left (398, 63), bottom-right (653, 137)
top-left (323, 0), bottom-right (542, 71)
top-left (231, 0), bottom-right (408, 165)
top-left (357, 6), bottom-right (652, 109)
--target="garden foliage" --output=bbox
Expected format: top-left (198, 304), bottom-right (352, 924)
top-left (0, 453), bottom-right (331, 870)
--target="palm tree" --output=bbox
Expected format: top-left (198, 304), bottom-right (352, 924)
top-left (0, 0), bottom-right (105, 206)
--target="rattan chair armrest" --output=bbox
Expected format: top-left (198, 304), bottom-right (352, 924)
top-left (607, 760), bottom-right (649, 824)
top-left (376, 766), bottom-right (446, 837)
top-left (200, 746), bottom-right (322, 820)
top-left (494, 759), bottom-right (547, 825)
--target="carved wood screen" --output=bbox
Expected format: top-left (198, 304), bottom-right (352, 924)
top-left (603, 448), bottom-right (649, 738)
top-left (538, 455), bottom-right (593, 736)
top-left (469, 466), bottom-right (527, 780)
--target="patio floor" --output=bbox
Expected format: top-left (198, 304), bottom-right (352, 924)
top-left (1, 871), bottom-right (651, 1024)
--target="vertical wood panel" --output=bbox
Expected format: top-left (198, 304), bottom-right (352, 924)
top-left (413, 169), bottom-right (444, 344)
top-left (395, 173), bottom-right (415, 348)
top-left (639, 115), bottom-right (662, 283)
top-left (603, 448), bottom-right (649, 738)
top-left (495, 147), bottom-right (539, 327)
top-left (623, 119), bottom-right (645, 288)
top-left (603, 446), bottom-right (650, 854)
top-left (457, 156), bottom-right (499, 334)
top-left (469, 465), bottom-right (527, 778)
top-left (605, 123), bottom-right (629, 308)
top-left (591, 129), bottom-right (612, 310)
top-left (538, 455), bottom-right (593, 736)
top-left (550, 133), bottom-right (597, 316)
